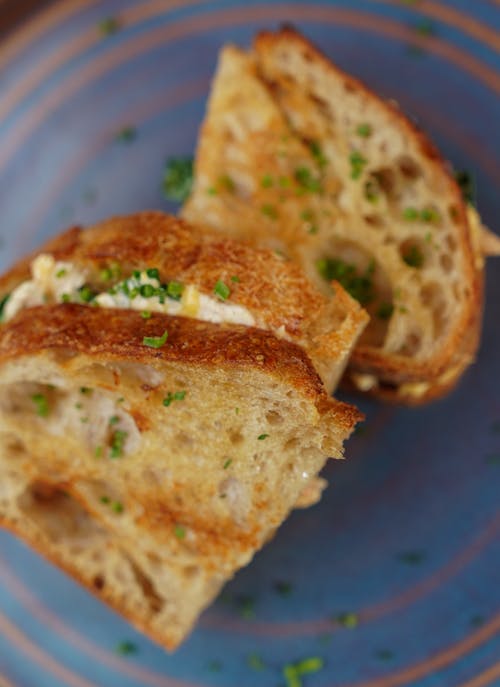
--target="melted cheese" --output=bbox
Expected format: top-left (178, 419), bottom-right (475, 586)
top-left (4, 255), bottom-right (256, 328)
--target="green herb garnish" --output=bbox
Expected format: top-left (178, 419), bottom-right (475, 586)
top-left (174, 524), bottom-right (186, 539)
top-left (294, 166), bottom-right (322, 193)
top-left (397, 550), bottom-right (426, 565)
top-left (143, 330), bottom-right (168, 348)
top-left (310, 140), bottom-right (328, 169)
top-left (230, 275), bottom-right (240, 283)
top-left (356, 123), bottom-right (372, 138)
top-left (377, 302), bottom-right (394, 320)
top-left (78, 285), bottom-right (95, 303)
top-left (258, 433), bottom-right (269, 441)
top-left (95, 445), bottom-right (103, 458)
top-left (247, 653), bottom-right (265, 671)
top-left (283, 657), bottom-right (324, 687)
top-left (455, 169), bottom-right (475, 205)
top-left (261, 203), bottom-right (278, 219)
top-left (167, 280), bottom-right (184, 300)
top-left (110, 430), bottom-right (127, 458)
top-left (214, 280), bottom-right (230, 300)
top-left (99, 16), bottom-right (120, 35)
top-left (403, 207), bottom-right (419, 220)
top-left (115, 126), bottom-right (136, 143)
top-left (335, 612), bottom-right (359, 628)
top-left (55, 268), bottom-right (67, 278)
top-left (316, 257), bottom-right (375, 305)
top-left (261, 174), bottom-right (273, 188)
top-left (0, 294), bottom-right (10, 322)
top-left (223, 459), bottom-right (232, 469)
top-left (218, 174), bottom-right (235, 192)
top-left (237, 595), bottom-right (255, 619)
top-left (273, 580), bottom-right (293, 597)
top-left (80, 387), bottom-right (92, 395)
top-left (403, 245), bottom-right (424, 268)
top-left (32, 393), bottom-right (49, 417)
top-left (115, 641), bottom-right (138, 656)
top-left (163, 156), bottom-right (193, 203)
top-left (350, 150), bottom-right (367, 179)
top-left (141, 311), bottom-right (152, 319)
top-left (109, 415), bottom-right (120, 426)
top-left (162, 390), bottom-right (186, 407)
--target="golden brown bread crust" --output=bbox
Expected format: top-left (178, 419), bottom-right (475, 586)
top-left (0, 211), bottom-right (368, 395)
top-left (0, 303), bottom-right (361, 429)
top-left (254, 27), bottom-right (483, 398)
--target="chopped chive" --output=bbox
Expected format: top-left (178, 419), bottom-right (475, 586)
top-left (55, 268), bottom-right (67, 278)
top-left (300, 209), bottom-right (314, 222)
top-left (283, 656), bottom-right (324, 687)
top-left (424, 231), bottom-right (433, 244)
top-left (109, 415), bottom-right (120, 426)
top-left (420, 207), bottom-right (440, 223)
top-left (335, 612), bottom-right (359, 628)
top-left (377, 302), bottom-right (394, 320)
top-left (261, 174), bottom-right (273, 188)
top-left (218, 174), bottom-right (235, 192)
top-left (316, 257), bottom-right (375, 305)
top-left (61, 293), bottom-right (71, 303)
top-left (403, 245), bottom-right (424, 268)
top-left (80, 387), bottom-right (92, 395)
top-left (141, 311), bottom-right (152, 319)
top-left (247, 653), bottom-right (265, 671)
top-left (223, 459), bottom-right (232, 470)
top-left (109, 430), bottom-right (127, 458)
top-left (237, 595), bottom-right (255, 619)
top-left (257, 433), bottom-right (269, 441)
top-left (207, 186), bottom-right (217, 195)
top-left (31, 393), bottom-right (49, 417)
top-left (356, 123), bottom-right (372, 138)
top-left (95, 445), bottom-right (103, 458)
top-left (146, 268), bottom-right (160, 280)
top-left (294, 166), bottom-right (322, 193)
top-left (415, 19), bottom-right (436, 36)
top-left (99, 16), bottom-right (120, 35)
top-left (455, 169), bottom-right (475, 205)
top-left (162, 390), bottom-right (186, 407)
top-left (278, 176), bottom-right (291, 188)
top-left (174, 524), bottom-right (186, 539)
top-left (261, 203), bottom-right (278, 220)
top-left (364, 178), bottom-right (379, 203)
top-left (80, 416), bottom-right (89, 423)
top-left (397, 550), bottom-right (426, 565)
top-left (310, 140), bottom-right (328, 169)
top-left (111, 501), bottom-right (124, 514)
top-left (214, 280), bottom-right (230, 300)
top-left (143, 330), bottom-right (168, 348)
top-left (100, 496), bottom-right (110, 505)
top-left (115, 126), bottom-right (136, 143)
top-left (230, 275), bottom-right (240, 283)
top-left (0, 293), bottom-right (10, 322)
top-left (78, 285), bottom-right (95, 303)
top-left (163, 156), bottom-right (193, 203)
top-left (350, 150), bottom-right (367, 180)
top-left (115, 641), bottom-right (138, 656)
top-left (273, 580), bottom-right (293, 597)
top-left (139, 283), bottom-right (155, 298)
top-left (235, 407), bottom-right (239, 415)
top-left (167, 280), bottom-right (184, 300)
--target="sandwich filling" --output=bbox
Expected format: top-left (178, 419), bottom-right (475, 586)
top-left (1, 254), bottom-right (256, 327)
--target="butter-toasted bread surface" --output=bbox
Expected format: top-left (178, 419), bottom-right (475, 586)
top-left (183, 28), bottom-right (485, 403)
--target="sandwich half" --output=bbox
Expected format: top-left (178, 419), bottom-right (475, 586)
top-left (183, 27), bottom-right (490, 403)
top-left (0, 212), bottom-right (362, 650)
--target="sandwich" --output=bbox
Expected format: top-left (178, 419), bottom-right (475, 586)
top-left (0, 211), bottom-right (362, 649)
top-left (183, 27), bottom-right (496, 403)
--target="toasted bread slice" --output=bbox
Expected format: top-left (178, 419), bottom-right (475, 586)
top-left (183, 29), bottom-right (486, 403)
top-left (0, 305), bottom-right (360, 649)
top-left (0, 211), bottom-right (367, 395)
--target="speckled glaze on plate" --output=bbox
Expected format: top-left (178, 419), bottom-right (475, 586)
top-left (0, 2), bottom-right (499, 686)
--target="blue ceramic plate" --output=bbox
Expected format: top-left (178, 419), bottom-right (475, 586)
top-left (0, 2), bottom-right (499, 686)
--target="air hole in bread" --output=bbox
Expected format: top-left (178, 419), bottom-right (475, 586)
top-left (420, 282), bottom-right (448, 339)
top-left (448, 205), bottom-right (460, 223)
top-left (364, 214), bottom-right (384, 228)
top-left (372, 168), bottom-right (397, 198)
top-left (129, 560), bottom-right (164, 614)
top-left (439, 252), bottom-right (454, 273)
top-left (183, 565), bottom-right (200, 579)
top-left (93, 574), bottom-right (105, 590)
top-left (265, 410), bottom-right (283, 425)
top-left (228, 430), bottom-right (244, 445)
top-left (310, 94), bottom-right (332, 119)
top-left (283, 437), bottom-right (299, 451)
top-left (397, 155), bottom-right (422, 180)
top-left (0, 434), bottom-right (26, 458)
top-left (399, 238), bottom-right (426, 269)
top-left (445, 234), bottom-right (457, 252)
top-left (400, 330), bottom-right (423, 355)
